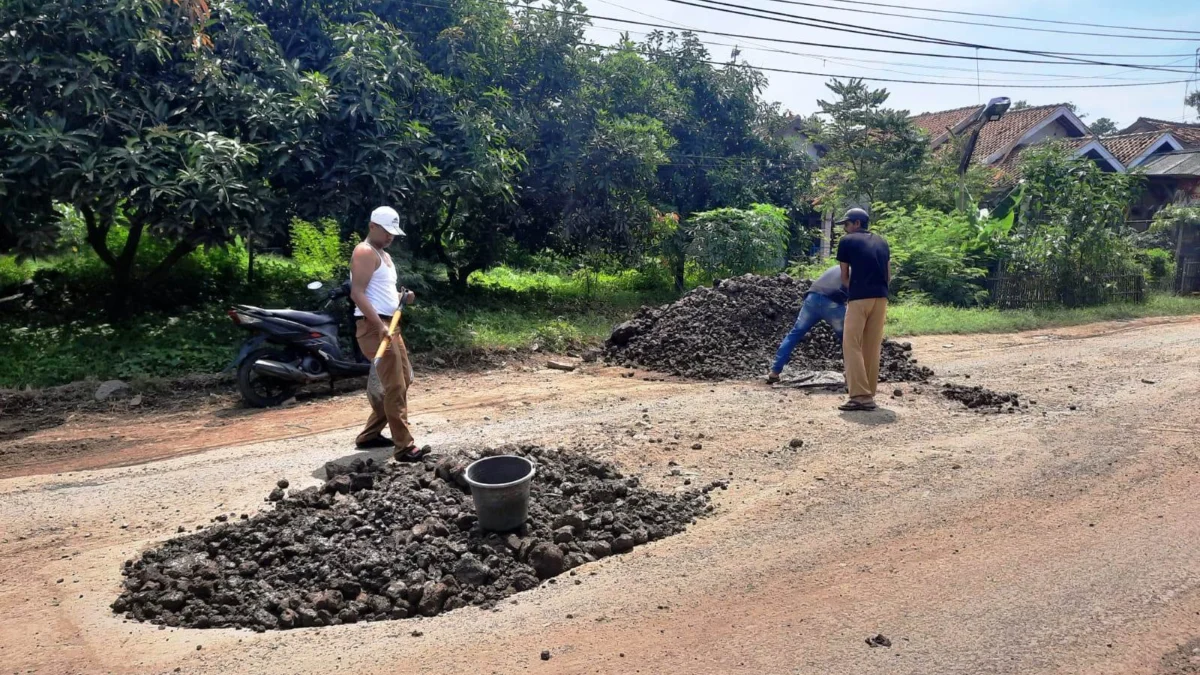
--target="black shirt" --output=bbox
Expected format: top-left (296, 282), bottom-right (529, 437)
top-left (836, 231), bottom-right (890, 301)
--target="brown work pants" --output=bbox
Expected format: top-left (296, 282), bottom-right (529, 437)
top-left (843, 298), bottom-right (888, 402)
top-left (355, 319), bottom-right (415, 450)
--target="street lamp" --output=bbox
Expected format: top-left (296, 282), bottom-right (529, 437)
top-left (957, 96), bottom-right (1010, 211)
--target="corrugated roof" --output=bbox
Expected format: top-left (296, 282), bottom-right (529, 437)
top-left (1138, 150), bottom-right (1200, 176)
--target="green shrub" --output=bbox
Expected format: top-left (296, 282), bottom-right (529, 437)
top-left (290, 218), bottom-right (348, 279)
top-left (1135, 247), bottom-right (1175, 287)
top-left (686, 204), bottom-right (790, 278)
top-left (872, 205), bottom-right (996, 306)
top-left (532, 318), bottom-right (584, 352)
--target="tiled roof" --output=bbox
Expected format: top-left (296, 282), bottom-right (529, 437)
top-left (973, 104), bottom-right (1073, 164)
top-left (910, 103), bottom-right (1081, 165)
top-left (1098, 131), bottom-right (1174, 166)
top-left (909, 105), bottom-right (980, 141)
top-left (1119, 118), bottom-right (1200, 147)
top-left (988, 136), bottom-right (1094, 182)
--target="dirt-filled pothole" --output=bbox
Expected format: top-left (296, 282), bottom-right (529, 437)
top-left (112, 446), bottom-right (716, 631)
top-left (940, 383), bottom-right (1023, 412)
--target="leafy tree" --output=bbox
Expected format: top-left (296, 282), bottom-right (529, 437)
top-left (1089, 117), bottom-right (1119, 136)
top-left (1009, 143), bottom-right (1143, 305)
top-left (810, 78), bottom-right (927, 209)
top-left (0, 0), bottom-right (304, 310)
top-left (686, 204), bottom-right (789, 278)
top-left (1187, 91), bottom-right (1200, 118)
top-left (872, 204), bottom-right (1005, 305)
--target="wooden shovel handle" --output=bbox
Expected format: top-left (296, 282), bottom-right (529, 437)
top-left (373, 308), bottom-right (404, 360)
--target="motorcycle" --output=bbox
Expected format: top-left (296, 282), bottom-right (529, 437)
top-left (227, 281), bottom-right (369, 408)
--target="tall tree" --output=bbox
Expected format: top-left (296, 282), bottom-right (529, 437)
top-left (0, 0), bottom-right (305, 310)
top-left (1089, 117), bottom-right (1118, 135)
top-left (810, 78), bottom-right (927, 209)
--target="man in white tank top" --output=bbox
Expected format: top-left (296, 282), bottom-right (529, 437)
top-left (349, 206), bottom-right (425, 461)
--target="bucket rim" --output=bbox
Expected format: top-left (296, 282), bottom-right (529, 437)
top-left (463, 455), bottom-right (536, 490)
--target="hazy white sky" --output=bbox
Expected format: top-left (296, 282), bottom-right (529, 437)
top-left (583, 0), bottom-right (1200, 128)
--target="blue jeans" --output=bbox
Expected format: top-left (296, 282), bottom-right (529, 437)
top-left (771, 292), bottom-right (846, 373)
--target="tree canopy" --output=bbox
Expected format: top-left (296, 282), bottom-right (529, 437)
top-left (0, 0), bottom-right (814, 297)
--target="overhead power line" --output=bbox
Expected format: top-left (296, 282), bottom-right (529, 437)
top-left (665, 0), bottom-right (1197, 71)
top-left (821, 0), bottom-right (1200, 36)
top-left (587, 42), bottom-right (1194, 89)
top-left (470, 0), bottom-right (1196, 71)
top-left (748, 0), bottom-right (1200, 41)
top-left (586, 23), bottom-right (1190, 84)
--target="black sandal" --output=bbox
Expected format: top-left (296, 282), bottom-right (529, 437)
top-left (839, 400), bottom-right (877, 412)
top-left (394, 445), bottom-right (430, 463)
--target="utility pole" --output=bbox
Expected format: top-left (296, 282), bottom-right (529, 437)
top-left (957, 97), bottom-right (1012, 212)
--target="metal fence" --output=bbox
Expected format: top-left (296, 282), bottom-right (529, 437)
top-left (984, 271), bottom-right (1145, 309)
top-left (1182, 260), bottom-right (1200, 294)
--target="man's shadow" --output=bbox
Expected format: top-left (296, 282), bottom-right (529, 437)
top-left (839, 408), bottom-right (897, 426)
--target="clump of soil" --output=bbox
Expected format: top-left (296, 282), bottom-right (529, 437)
top-left (112, 446), bottom-right (714, 631)
top-left (605, 274), bottom-right (933, 382)
top-left (941, 383), bottom-right (1022, 412)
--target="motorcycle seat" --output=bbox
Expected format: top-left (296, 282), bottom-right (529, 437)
top-left (249, 308), bottom-right (336, 327)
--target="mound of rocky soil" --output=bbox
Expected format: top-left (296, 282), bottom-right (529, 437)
top-left (941, 383), bottom-right (1022, 412)
top-left (112, 446), bottom-right (715, 631)
top-left (605, 274), bottom-right (933, 382)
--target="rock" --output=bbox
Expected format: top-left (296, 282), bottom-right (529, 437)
top-left (1141, 378), bottom-right (1156, 385)
top-left (267, 488), bottom-right (285, 502)
top-left (325, 475), bottom-right (353, 494)
top-left (129, 394), bottom-right (143, 407)
top-left (349, 473), bottom-right (374, 492)
top-left (603, 274), bottom-right (933, 382)
top-left (453, 555), bottom-right (491, 587)
top-left (276, 479), bottom-right (290, 490)
top-left (789, 438), bottom-right (804, 448)
top-left (311, 590), bottom-right (344, 613)
top-left (324, 462), bottom-right (352, 480)
top-left (110, 445), bottom-right (713, 632)
top-left (527, 543), bottom-right (565, 579)
top-left (541, 650), bottom-right (551, 661)
top-left (691, 443), bottom-right (702, 450)
top-left (893, 389), bottom-right (903, 397)
top-left (866, 634), bottom-right (892, 648)
top-left (95, 380), bottom-right (131, 402)
top-left (610, 534), bottom-right (636, 554)
top-left (417, 582), bottom-right (451, 616)
top-left (547, 361), bottom-right (577, 372)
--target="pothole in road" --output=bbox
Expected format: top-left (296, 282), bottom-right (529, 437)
top-left (112, 446), bottom-right (718, 631)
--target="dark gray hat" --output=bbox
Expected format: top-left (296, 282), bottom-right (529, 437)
top-left (835, 207), bottom-right (870, 226)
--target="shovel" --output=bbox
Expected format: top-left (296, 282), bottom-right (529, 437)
top-left (366, 294), bottom-right (410, 416)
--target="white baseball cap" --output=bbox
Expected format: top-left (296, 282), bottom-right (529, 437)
top-left (370, 206), bottom-right (404, 236)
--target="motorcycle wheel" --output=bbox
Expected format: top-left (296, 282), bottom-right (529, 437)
top-left (237, 347), bottom-right (302, 408)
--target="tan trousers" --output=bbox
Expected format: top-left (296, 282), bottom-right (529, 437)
top-left (355, 319), bottom-right (415, 449)
top-left (843, 298), bottom-right (888, 402)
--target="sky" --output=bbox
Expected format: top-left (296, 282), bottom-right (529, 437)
top-left (581, 0), bottom-right (1200, 128)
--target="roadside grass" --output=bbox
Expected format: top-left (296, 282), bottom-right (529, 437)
top-left (886, 293), bottom-right (1200, 336)
top-left (4, 255), bottom-right (1199, 389)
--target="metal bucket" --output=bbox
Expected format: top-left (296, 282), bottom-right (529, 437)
top-left (464, 455), bottom-right (536, 532)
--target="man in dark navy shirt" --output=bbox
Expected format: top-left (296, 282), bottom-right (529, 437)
top-left (834, 208), bottom-right (890, 411)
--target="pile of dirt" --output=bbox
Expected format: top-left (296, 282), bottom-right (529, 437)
top-left (604, 274), bottom-right (933, 382)
top-left (940, 383), bottom-right (1022, 412)
top-left (112, 446), bottom-right (715, 631)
